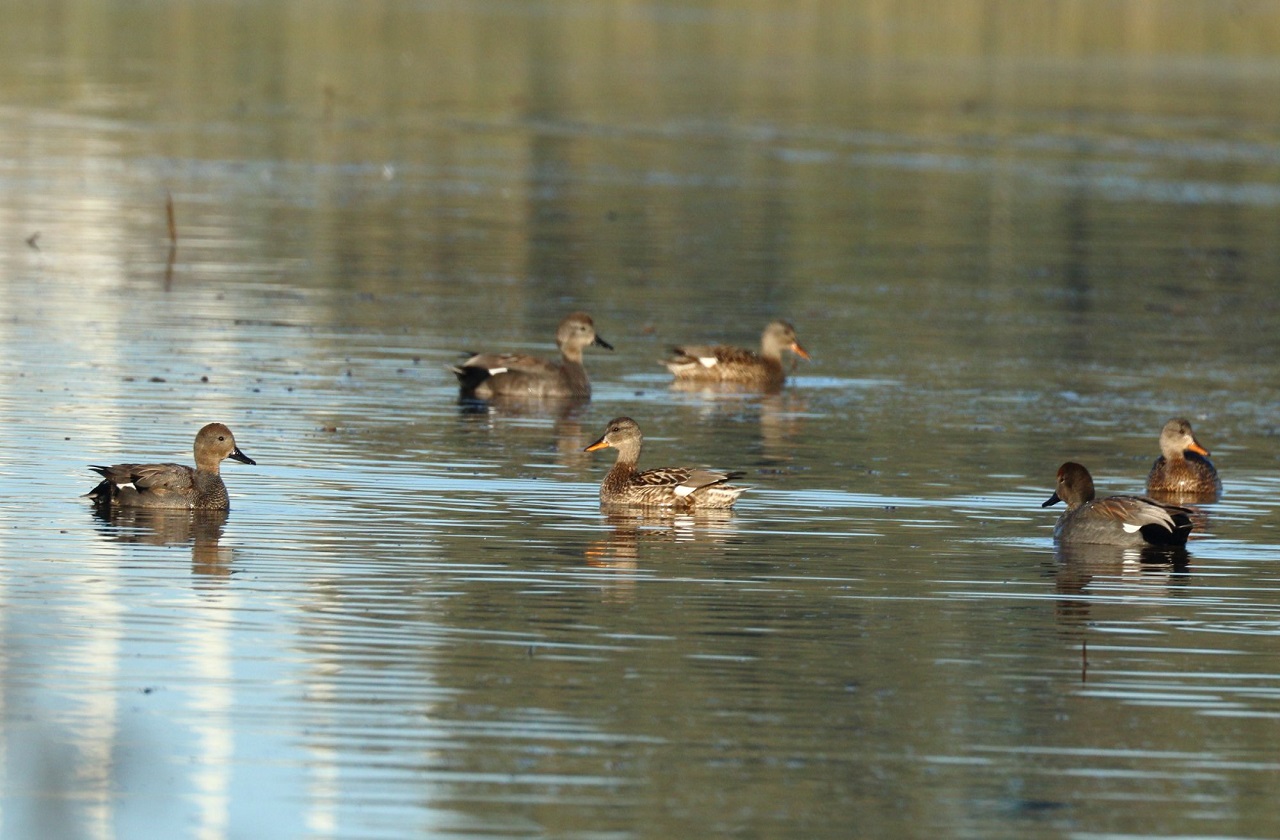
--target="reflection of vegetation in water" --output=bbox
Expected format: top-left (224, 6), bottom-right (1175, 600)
top-left (5, 1), bottom-right (1275, 334)
top-left (4, 1), bottom-right (1274, 441)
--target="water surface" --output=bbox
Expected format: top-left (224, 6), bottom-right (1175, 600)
top-left (2, 2), bottom-right (1280, 838)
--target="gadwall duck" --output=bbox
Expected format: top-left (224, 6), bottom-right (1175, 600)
top-left (584, 416), bottom-right (746, 510)
top-left (664, 320), bottom-right (809, 390)
top-left (452, 311), bottom-right (612, 399)
top-left (86, 422), bottom-right (255, 510)
top-left (1042, 462), bottom-right (1192, 547)
top-left (1146, 418), bottom-right (1221, 499)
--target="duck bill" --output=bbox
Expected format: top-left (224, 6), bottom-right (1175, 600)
top-left (230, 447), bottom-right (256, 465)
top-left (790, 341), bottom-right (811, 360)
top-left (1041, 491), bottom-right (1062, 508)
top-left (584, 436), bottom-right (612, 453)
top-left (1186, 440), bottom-right (1210, 457)
top-left (593, 335), bottom-right (614, 351)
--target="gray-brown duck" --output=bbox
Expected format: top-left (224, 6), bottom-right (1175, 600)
top-left (1043, 461), bottom-right (1192, 547)
top-left (453, 312), bottom-right (612, 399)
top-left (87, 422), bottom-right (255, 510)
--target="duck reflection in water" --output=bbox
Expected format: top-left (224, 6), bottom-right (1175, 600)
top-left (91, 506), bottom-right (234, 580)
top-left (664, 388), bottom-right (810, 470)
top-left (584, 508), bottom-right (738, 582)
top-left (456, 390), bottom-right (588, 419)
top-left (455, 394), bottom-right (594, 467)
top-left (1051, 541), bottom-right (1191, 626)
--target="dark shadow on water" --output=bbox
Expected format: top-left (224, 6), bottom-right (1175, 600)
top-left (90, 505), bottom-right (234, 580)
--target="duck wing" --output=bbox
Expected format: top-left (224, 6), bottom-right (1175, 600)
top-left (1092, 495), bottom-right (1193, 543)
top-left (454, 352), bottom-right (559, 378)
top-left (666, 344), bottom-right (755, 372)
top-left (635, 466), bottom-right (742, 497)
top-left (93, 462), bottom-right (195, 494)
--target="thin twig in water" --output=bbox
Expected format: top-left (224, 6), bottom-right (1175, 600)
top-left (166, 192), bottom-right (177, 246)
top-left (164, 193), bottom-right (178, 291)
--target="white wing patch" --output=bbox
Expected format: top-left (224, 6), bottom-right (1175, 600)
top-left (488, 367), bottom-right (508, 375)
top-left (674, 484), bottom-right (697, 497)
top-left (697, 356), bottom-right (718, 368)
top-left (116, 481), bottom-right (138, 491)
top-left (1121, 522), bottom-right (1141, 533)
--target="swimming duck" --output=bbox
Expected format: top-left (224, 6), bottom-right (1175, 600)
top-left (1042, 461), bottom-right (1192, 547)
top-left (1146, 418), bottom-right (1221, 499)
top-left (87, 422), bottom-right (255, 510)
top-left (452, 311), bottom-right (612, 399)
top-left (584, 416), bottom-right (746, 510)
top-left (664, 320), bottom-right (809, 390)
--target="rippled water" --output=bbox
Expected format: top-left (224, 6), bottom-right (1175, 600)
top-left (3, 1), bottom-right (1280, 838)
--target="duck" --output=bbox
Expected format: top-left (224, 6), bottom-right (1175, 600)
top-left (452, 312), bottom-right (612, 399)
top-left (664, 320), bottom-right (809, 390)
top-left (1146, 418), bottom-right (1221, 499)
top-left (1042, 461), bottom-right (1192, 547)
top-left (584, 416), bottom-right (746, 510)
top-left (86, 422), bottom-right (255, 510)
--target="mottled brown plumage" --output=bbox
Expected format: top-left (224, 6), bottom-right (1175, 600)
top-left (664, 320), bottom-right (809, 390)
top-left (584, 417), bottom-right (745, 510)
top-left (1146, 418), bottom-right (1221, 500)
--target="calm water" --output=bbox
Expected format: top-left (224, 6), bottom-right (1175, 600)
top-left (3, 1), bottom-right (1280, 838)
